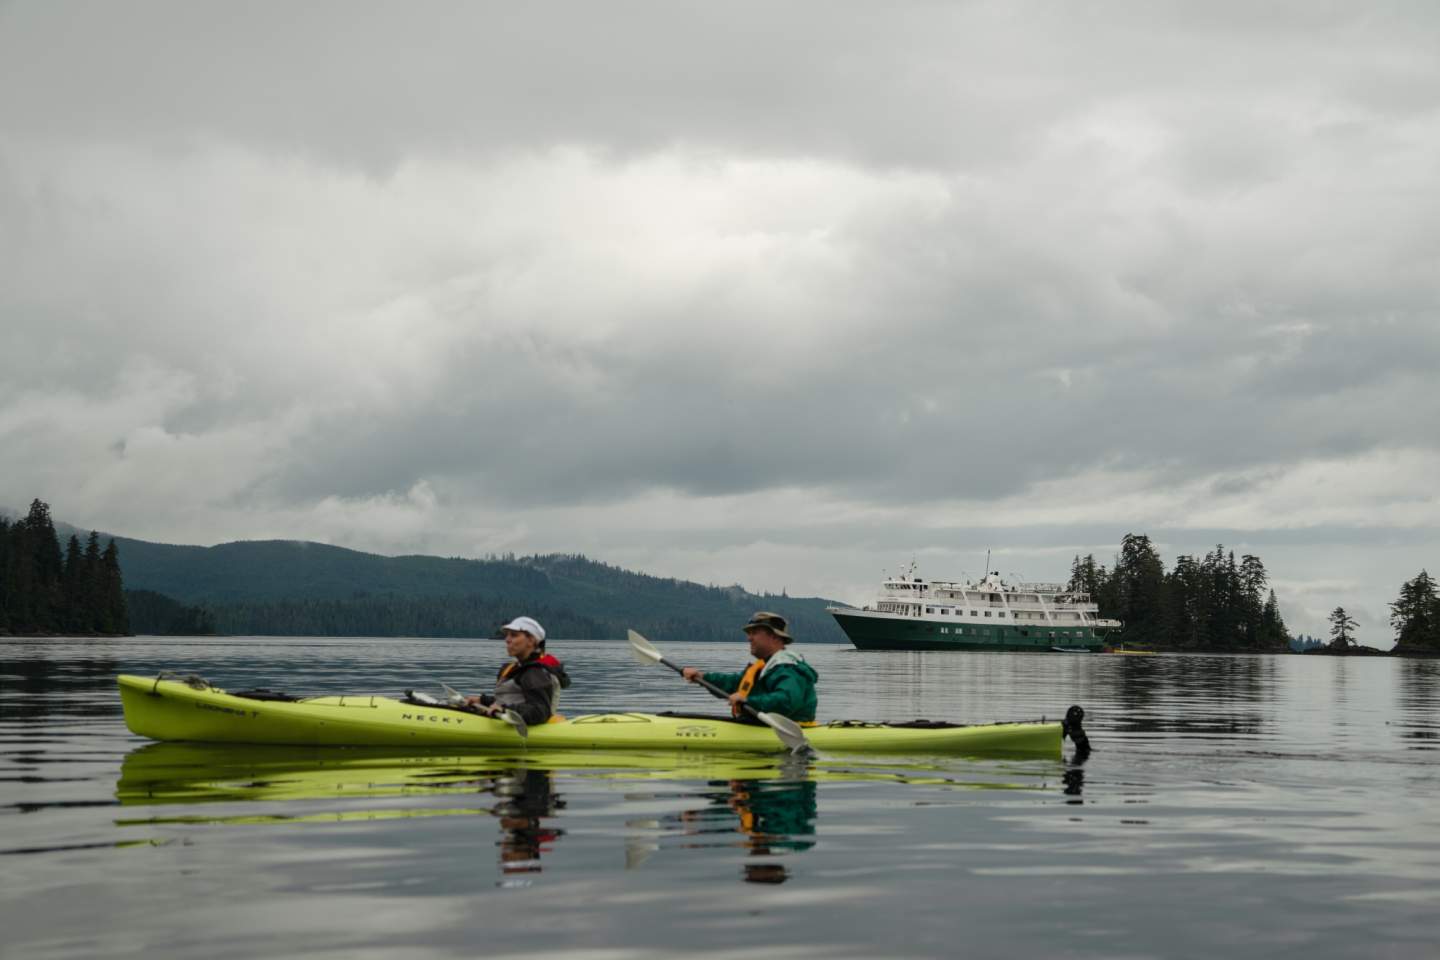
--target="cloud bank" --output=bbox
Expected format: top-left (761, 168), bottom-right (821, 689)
top-left (3, 2), bottom-right (1438, 640)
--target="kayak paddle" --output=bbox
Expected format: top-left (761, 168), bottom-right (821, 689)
top-left (626, 629), bottom-right (812, 755)
top-left (438, 682), bottom-right (528, 739)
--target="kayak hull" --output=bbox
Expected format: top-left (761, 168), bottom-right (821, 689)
top-left (117, 674), bottom-right (1062, 756)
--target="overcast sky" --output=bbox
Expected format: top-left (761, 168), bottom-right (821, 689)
top-left (3, 2), bottom-right (1438, 643)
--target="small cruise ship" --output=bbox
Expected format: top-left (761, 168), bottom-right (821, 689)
top-left (827, 563), bottom-right (1122, 652)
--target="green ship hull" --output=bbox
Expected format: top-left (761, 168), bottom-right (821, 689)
top-left (831, 610), bottom-right (1107, 652)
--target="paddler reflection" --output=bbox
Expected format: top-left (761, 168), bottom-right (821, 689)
top-left (116, 744), bottom-right (571, 881)
top-left (489, 768), bottom-right (566, 879)
top-left (674, 776), bottom-right (817, 882)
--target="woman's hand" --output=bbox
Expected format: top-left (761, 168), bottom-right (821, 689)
top-left (681, 667), bottom-right (701, 683)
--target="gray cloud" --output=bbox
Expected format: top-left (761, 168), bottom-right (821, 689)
top-left (3, 1), bottom-right (1439, 639)
top-left (5, 3), bottom-right (1438, 168)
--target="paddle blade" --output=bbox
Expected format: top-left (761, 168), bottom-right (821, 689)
top-left (754, 710), bottom-right (812, 755)
top-left (627, 629), bottom-right (664, 665)
top-left (625, 839), bottom-right (659, 871)
top-left (499, 709), bottom-right (528, 739)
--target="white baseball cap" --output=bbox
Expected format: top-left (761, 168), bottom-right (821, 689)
top-left (500, 616), bottom-right (546, 644)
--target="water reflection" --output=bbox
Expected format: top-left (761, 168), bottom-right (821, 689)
top-left (12, 639), bottom-right (1440, 959)
top-left (111, 742), bottom-right (1056, 891)
top-left (490, 768), bottom-right (565, 880)
top-left (1103, 654), bottom-right (1273, 739)
top-left (0, 645), bottom-right (119, 721)
top-left (115, 745), bottom-right (575, 881)
top-left (1396, 660), bottom-right (1440, 750)
top-left (1062, 763), bottom-right (1085, 802)
top-left (113, 744), bottom-right (828, 883)
top-left (669, 767), bottom-right (818, 876)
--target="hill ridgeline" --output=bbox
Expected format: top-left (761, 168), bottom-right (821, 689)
top-left (104, 533), bottom-right (847, 643)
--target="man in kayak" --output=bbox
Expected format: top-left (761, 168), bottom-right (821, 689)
top-left (681, 612), bottom-right (818, 723)
top-left (465, 616), bottom-right (571, 724)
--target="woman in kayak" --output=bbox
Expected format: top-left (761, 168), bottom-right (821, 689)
top-left (681, 612), bottom-right (818, 723)
top-left (465, 616), bottom-right (571, 724)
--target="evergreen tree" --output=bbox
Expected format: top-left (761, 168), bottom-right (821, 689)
top-left (1390, 570), bottom-right (1440, 653)
top-left (1067, 554), bottom-right (1108, 606)
top-left (1328, 606), bottom-right (1358, 649)
top-left (0, 516), bottom-right (12, 630)
top-left (1259, 589), bottom-right (1290, 649)
top-left (22, 499), bottom-right (64, 631)
top-left (101, 539), bottom-right (130, 635)
top-left (1111, 534), bottom-right (1165, 641)
top-left (62, 535), bottom-right (84, 632)
top-left (1165, 554), bottom-right (1203, 648)
top-left (82, 531), bottom-right (103, 631)
top-left (1238, 554), bottom-right (1268, 649)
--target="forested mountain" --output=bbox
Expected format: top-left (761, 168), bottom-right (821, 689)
top-left (1069, 534), bottom-right (1291, 651)
top-left (123, 590), bottom-right (217, 636)
top-left (106, 535), bottom-right (847, 642)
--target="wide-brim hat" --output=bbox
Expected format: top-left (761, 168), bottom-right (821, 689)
top-left (742, 611), bottom-right (792, 642)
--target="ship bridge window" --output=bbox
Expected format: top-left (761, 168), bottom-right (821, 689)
top-left (925, 607), bottom-right (934, 614)
top-left (998, 612), bottom-right (1006, 618)
top-left (984, 611), bottom-right (991, 617)
top-left (970, 610), bottom-right (978, 616)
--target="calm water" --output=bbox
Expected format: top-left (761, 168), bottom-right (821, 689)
top-left (2, 637), bottom-right (1438, 959)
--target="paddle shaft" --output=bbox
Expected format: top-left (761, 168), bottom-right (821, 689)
top-left (653, 655), bottom-right (771, 724)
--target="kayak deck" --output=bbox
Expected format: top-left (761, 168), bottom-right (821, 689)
top-left (117, 674), bottom-right (1067, 756)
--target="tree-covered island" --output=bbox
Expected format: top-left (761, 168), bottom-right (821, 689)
top-left (1069, 534), bottom-right (1291, 651)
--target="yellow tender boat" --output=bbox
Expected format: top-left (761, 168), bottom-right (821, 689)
top-left (117, 674), bottom-right (1071, 756)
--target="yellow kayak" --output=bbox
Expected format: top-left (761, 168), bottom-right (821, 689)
top-left (117, 674), bottom-right (1071, 756)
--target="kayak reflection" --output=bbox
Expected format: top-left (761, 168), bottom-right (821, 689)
top-left (116, 743), bottom-right (1060, 883)
top-left (117, 742), bottom-right (1058, 806)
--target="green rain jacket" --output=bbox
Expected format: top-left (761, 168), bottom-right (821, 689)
top-left (703, 648), bottom-right (819, 722)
